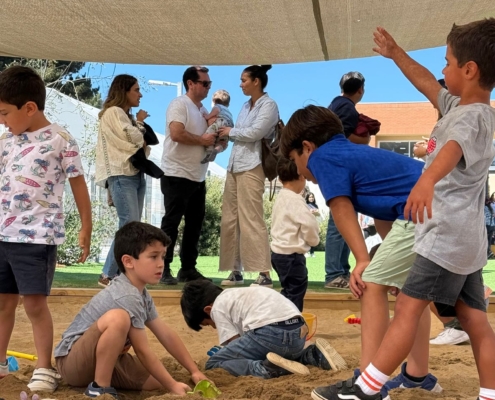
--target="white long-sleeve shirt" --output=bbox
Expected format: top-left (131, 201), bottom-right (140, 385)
top-left (227, 93), bottom-right (279, 173)
top-left (95, 106), bottom-right (149, 186)
top-left (270, 188), bottom-right (320, 254)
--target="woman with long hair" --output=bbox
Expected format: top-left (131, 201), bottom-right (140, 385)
top-left (95, 74), bottom-right (149, 286)
top-left (305, 192), bottom-right (320, 257)
top-left (217, 65), bottom-right (279, 287)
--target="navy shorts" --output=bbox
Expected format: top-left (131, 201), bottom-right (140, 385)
top-left (401, 254), bottom-right (486, 317)
top-left (0, 242), bottom-right (57, 295)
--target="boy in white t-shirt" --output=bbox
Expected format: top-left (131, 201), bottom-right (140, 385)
top-left (181, 280), bottom-right (347, 379)
top-left (270, 158), bottom-right (319, 311)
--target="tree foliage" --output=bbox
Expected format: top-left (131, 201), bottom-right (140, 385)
top-left (0, 57), bottom-right (101, 107)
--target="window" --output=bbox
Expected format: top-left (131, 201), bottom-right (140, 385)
top-left (378, 141), bottom-right (418, 158)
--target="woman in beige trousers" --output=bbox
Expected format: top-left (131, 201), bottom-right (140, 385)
top-left (217, 64), bottom-right (279, 287)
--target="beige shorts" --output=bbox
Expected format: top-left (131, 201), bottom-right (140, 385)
top-left (55, 323), bottom-right (150, 390)
top-left (361, 219), bottom-right (416, 289)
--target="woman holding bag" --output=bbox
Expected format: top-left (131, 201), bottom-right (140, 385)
top-left (217, 65), bottom-right (279, 287)
top-left (95, 74), bottom-right (150, 286)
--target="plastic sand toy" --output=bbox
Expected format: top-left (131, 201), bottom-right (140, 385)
top-left (344, 314), bottom-right (361, 324)
top-left (188, 379), bottom-right (222, 398)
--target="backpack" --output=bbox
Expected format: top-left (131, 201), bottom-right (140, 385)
top-left (261, 119), bottom-right (284, 200)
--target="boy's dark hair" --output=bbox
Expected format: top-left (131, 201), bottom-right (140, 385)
top-left (243, 65), bottom-right (272, 89)
top-left (277, 157), bottom-right (300, 183)
top-left (447, 18), bottom-right (495, 90)
top-left (183, 65), bottom-right (209, 92)
top-left (280, 105), bottom-right (344, 159)
top-left (212, 89), bottom-right (230, 107)
top-left (114, 221), bottom-right (171, 274)
top-left (339, 71), bottom-right (365, 95)
top-left (181, 280), bottom-right (223, 331)
top-left (0, 65), bottom-right (46, 110)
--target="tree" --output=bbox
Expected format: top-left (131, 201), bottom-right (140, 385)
top-left (0, 57), bottom-right (102, 107)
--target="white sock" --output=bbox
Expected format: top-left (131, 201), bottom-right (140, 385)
top-left (480, 388), bottom-right (495, 400)
top-left (355, 363), bottom-right (389, 395)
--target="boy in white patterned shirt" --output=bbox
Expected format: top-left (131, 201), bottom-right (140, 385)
top-left (270, 158), bottom-right (319, 311)
top-left (0, 66), bottom-right (92, 393)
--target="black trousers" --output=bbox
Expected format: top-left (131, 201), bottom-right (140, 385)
top-left (160, 176), bottom-right (206, 271)
top-left (271, 252), bottom-right (308, 312)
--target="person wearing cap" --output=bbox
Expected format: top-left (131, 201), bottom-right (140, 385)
top-left (159, 66), bottom-right (218, 285)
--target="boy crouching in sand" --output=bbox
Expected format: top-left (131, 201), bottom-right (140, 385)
top-left (181, 280), bottom-right (348, 379)
top-left (54, 222), bottom-right (209, 398)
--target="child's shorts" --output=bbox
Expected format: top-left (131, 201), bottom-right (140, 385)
top-left (0, 242), bottom-right (57, 295)
top-left (362, 220), bottom-right (416, 289)
top-left (56, 323), bottom-right (150, 390)
top-left (401, 254), bottom-right (486, 317)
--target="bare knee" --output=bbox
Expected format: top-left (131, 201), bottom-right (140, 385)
top-left (22, 295), bottom-right (49, 318)
top-left (0, 294), bottom-right (19, 315)
top-left (393, 294), bottom-right (427, 322)
top-left (97, 309), bottom-right (131, 333)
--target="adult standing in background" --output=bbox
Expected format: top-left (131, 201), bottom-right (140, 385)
top-left (96, 74), bottom-right (149, 287)
top-left (159, 66), bottom-right (216, 285)
top-left (218, 65), bottom-right (279, 287)
top-left (305, 192), bottom-right (320, 257)
top-left (324, 72), bottom-right (368, 289)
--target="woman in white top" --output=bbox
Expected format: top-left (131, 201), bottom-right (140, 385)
top-left (95, 74), bottom-right (149, 285)
top-left (217, 65), bottom-right (279, 287)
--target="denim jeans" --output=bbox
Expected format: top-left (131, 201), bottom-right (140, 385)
top-left (102, 173), bottom-right (146, 278)
top-left (324, 212), bottom-right (351, 283)
top-left (205, 325), bottom-right (319, 379)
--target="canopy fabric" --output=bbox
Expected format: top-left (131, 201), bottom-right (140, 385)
top-left (1, 0), bottom-right (494, 65)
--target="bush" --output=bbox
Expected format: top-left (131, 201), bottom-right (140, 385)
top-left (57, 195), bottom-right (117, 265)
top-left (315, 215), bottom-right (328, 251)
top-left (198, 176), bottom-right (224, 256)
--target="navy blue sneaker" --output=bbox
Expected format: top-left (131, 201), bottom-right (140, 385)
top-left (311, 378), bottom-right (382, 400)
top-left (84, 382), bottom-right (119, 398)
top-left (382, 362), bottom-right (442, 399)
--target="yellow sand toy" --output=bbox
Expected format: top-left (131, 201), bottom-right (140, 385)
top-left (187, 380), bottom-right (222, 399)
top-left (301, 312), bottom-right (317, 341)
top-left (6, 350), bottom-right (37, 361)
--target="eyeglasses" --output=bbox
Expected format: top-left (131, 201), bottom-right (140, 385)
top-left (196, 80), bottom-right (213, 88)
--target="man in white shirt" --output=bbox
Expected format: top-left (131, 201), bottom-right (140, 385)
top-left (160, 66), bottom-right (217, 284)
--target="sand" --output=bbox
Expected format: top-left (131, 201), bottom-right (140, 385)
top-left (1, 300), bottom-right (492, 400)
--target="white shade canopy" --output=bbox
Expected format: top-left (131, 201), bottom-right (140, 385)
top-left (2, 0), bottom-right (494, 65)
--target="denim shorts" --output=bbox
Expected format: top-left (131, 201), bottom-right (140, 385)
top-left (0, 242), bottom-right (57, 295)
top-left (401, 254), bottom-right (486, 317)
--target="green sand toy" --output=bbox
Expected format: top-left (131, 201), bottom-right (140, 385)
top-left (188, 379), bottom-right (222, 398)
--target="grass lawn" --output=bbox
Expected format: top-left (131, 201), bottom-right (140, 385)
top-left (53, 253), bottom-right (495, 292)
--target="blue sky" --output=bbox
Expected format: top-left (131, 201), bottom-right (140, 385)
top-left (83, 45), bottom-right (493, 169)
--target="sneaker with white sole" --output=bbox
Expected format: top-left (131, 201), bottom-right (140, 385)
top-left (382, 362), bottom-right (442, 399)
top-left (312, 378), bottom-right (382, 400)
top-left (27, 368), bottom-right (62, 393)
top-left (266, 353), bottom-right (310, 375)
top-left (0, 360), bottom-right (8, 378)
top-left (430, 327), bottom-right (470, 345)
top-left (315, 338), bottom-right (348, 371)
top-left (250, 273), bottom-right (273, 288)
top-left (220, 271), bottom-right (244, 286)
top-left (324, 276), bottom-right (349, 290)
top-left (84, 381), bottom-right (119, 398)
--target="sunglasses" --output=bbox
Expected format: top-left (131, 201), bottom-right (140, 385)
top-left (196, 80), bottom-right (213, 88)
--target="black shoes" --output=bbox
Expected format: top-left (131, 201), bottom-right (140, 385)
top-left (177, 268), bottom-right (212, 283)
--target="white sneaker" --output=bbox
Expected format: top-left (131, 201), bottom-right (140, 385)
top-left (220, 271), bottom-right (244, 286)
top-left (266, 353), bottom-right (310, 375)
top-left (27, 368), bottom-right (62, 393)
top-left (430, 327), bottom-right (470, 345)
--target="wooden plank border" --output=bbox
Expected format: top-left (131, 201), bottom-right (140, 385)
top-left (48, 288), bottom-right (495, 312)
